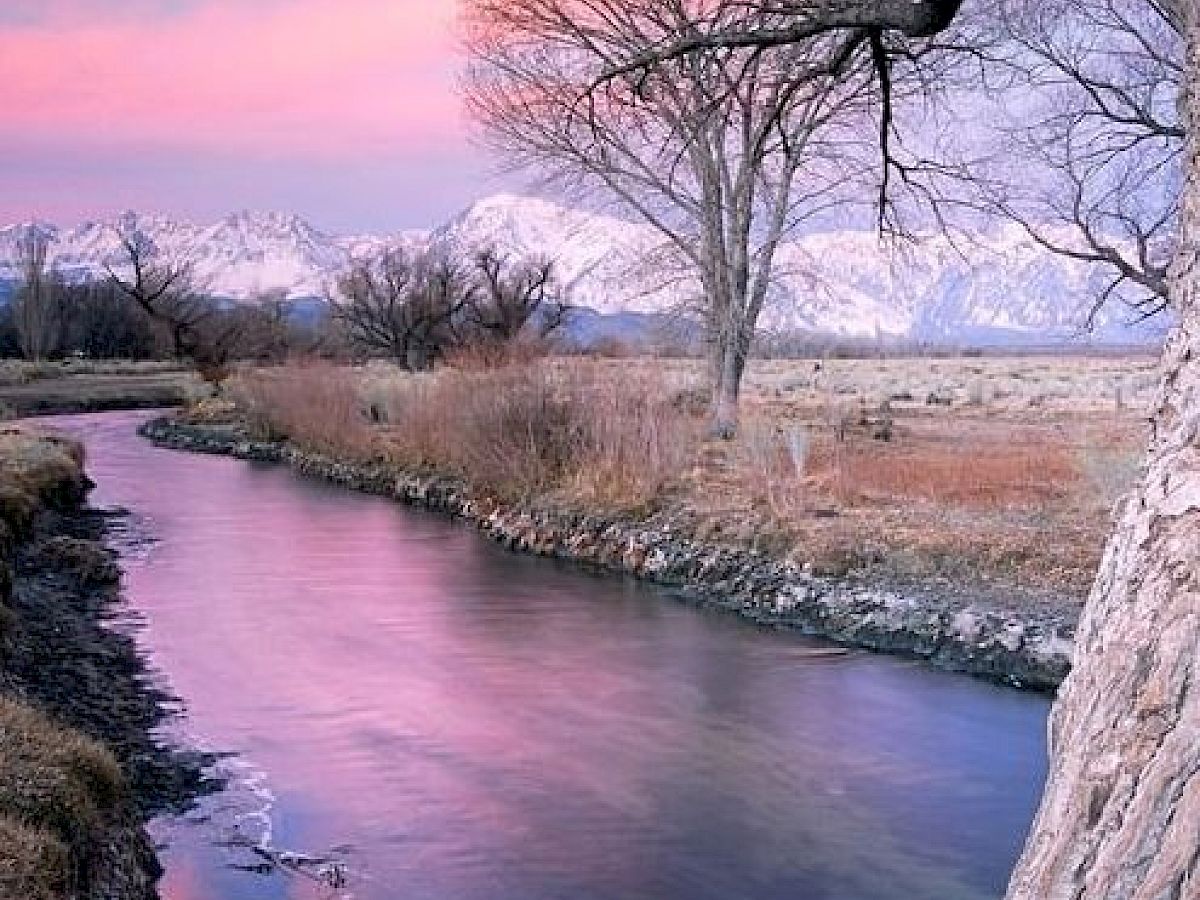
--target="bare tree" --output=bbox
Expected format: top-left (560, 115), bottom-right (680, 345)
top-left (588, 2), bottom-right (1198, 897)
top-left (465, 0), bottom-right (874, 436)
top-left (333, 248), bottom-right (475, 370)
top-left (102, 224), bottom-right (261, 387)
top-left (102, 226), bottom-right (209, 360)
top-left (980, 0), bottom-right (1183, 321)
top-left (13, 229), bottom-right (62, 362)
top-left (61, 282), bottom-right (163, 359)
top-left (466, 248), bottom-right (566, 343)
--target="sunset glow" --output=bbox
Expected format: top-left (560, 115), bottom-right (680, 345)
top-left (0, 0), bottom-right (488, 230)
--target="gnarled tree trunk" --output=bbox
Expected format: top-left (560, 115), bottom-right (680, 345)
top-left (1006, 7), bottom-right (1200, 898)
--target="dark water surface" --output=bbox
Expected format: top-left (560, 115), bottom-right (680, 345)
top-left (50, 412), bottom-right (1050, 900)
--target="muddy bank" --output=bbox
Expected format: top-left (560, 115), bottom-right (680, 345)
top-left (142, 416), bottom-right (1077, 691)
top-left (0, 433), bottom-right (207, 899)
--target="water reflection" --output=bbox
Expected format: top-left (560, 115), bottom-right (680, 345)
top-left (50, 412), bottom-right (1048, 900)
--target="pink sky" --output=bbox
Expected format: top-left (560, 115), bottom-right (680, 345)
top-left (0, 0), bottom-right (500, 231)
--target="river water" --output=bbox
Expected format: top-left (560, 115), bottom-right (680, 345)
top-left (49, 412), bottom-right (1050, 900)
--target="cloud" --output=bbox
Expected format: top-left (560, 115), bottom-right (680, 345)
top-left (0, 0), bottom-right (462, 159)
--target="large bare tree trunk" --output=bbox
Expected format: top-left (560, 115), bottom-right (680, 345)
top-left (1006, 9), bottom-right (1200, 898)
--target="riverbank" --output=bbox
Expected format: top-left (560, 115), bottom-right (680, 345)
top-left (142, 413), bottom-right (1078, 691)
top-left (0, 362), bottom-right (201, 418)
top-left (0, 427), bottom-right (206, 899)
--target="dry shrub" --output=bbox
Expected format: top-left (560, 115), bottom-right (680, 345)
top-left (0, 817), bottom-right (69, 900)
top-left (232, 361), bottom-right (697, 508)
top-left (0, 430), bottom-right (83, 501)
top-left (440, 338), bottom-right (549, 372)
top-left (0, 430), bottom-right (86, 542)
top-left (811, 436), bottom-right (1080, 510)
top-left (229, 364), bottom-right (376, 459)
top-left (371, 362), bottom-right (697, 509)
top-left (564, 367), bottom-right (698, 511)
top-left (0, 698), bottom-right (125, 893)
top-left (394, 365), bottom-right (586, 499)
top-left (737, 419), bottom-right (811, 520)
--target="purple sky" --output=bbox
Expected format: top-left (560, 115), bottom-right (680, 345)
top-left (0, 0), bottom-right (507, 233)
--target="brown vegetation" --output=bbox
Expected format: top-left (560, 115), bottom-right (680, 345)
top-left (219, 354), bottom-right (1148, 599)
top-left (232, 360), bottom-right (700, 510)
top-left (0, 699), bottom-right (126, 900)
top-left (231, 363), bottom-right (377, 458)
top-left (814, 431), bottom-right (1079, 510)
top-left (0, 428), bottom-right (136, 900)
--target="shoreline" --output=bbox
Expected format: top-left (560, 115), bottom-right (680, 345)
top-left (0, 370), bottom-right (196, 419)
top-left (141, 414), bottom-right (1078, 692)
top-left (0, 433), bottom-right (208, 899)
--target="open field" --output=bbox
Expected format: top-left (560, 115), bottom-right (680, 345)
top-left (729, 355), bottom-right (1153, 602)
top-left (217, 352), bottom-right (1157, 609)
top-left (0, 361), bottom-right (203, 418)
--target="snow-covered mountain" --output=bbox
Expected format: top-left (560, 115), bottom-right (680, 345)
top-left (0, 195), bottom-right (1170, 345)
top-left (0, 210), bottom-right (427, 301)
top-left (433, 195), bottom-right (1169, 344)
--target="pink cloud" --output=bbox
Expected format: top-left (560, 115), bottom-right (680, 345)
top-left (0, 0), bottom-right (463, 159)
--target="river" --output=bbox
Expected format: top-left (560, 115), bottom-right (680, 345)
top-left (49, 411), bottom-right (1050, 900)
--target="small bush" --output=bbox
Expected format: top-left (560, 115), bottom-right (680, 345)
top-left (738, 420), bottom-right (811, 521)
top-left (0, 698), bottom-right (126, 892)
top-left (0, 431), bottom-right (84, 507)
top-left (377, 362), bottom-right (698, 508)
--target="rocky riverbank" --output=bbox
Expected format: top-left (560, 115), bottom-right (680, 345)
top-left (141, 415), bottom-right (1078, 692)
top-left (0, 427), bottom-right (206, 900)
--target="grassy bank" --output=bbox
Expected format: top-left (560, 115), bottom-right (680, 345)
top-left (0, 360), bottom-right (203, 418)
top-left (215, 355), bottom-right (1147, 603)
top-left (0, 427), bottom-right (174, 900)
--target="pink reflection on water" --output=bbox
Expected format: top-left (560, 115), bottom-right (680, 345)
top-left (49, 413), bottom-right (1049, 900)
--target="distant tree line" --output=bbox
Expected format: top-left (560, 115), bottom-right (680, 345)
top-left (0, 229), bottom-right (575, 377)
top-left (0, 229), bottom-right (345, 372)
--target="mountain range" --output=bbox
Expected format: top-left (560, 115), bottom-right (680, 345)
top-left (0, 194), bottom-right (1170, 347)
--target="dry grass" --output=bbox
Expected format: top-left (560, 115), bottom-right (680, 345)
top-left (0, 430), bottom-right (129, 898)
top-left (367, 361), bottom-right (699, 509)
top-left (440, 338), bottom-right (551, 372)
top-left (0, 817), bottom-right (69, 900)
top-left (231, 360), bottom-right (700, 511)
top-left (0, 698), bottom-right (126, 898)
top-left (0, 359), bottom-right (186, 389)
top-left (0, 429), bottom-right (87, 645)
top-left (736, 419), bottom-right (812, 522)
top-left (717, 401), bottom-right (1144, 595)
top-left (229, 363), bottom-right (379, 459)
top-left (813, 434), bottom-right (1079, 510)
top-left (0, 431), bottom-right (83, 501)
top-left (0, 429), bottom-right (86, 554)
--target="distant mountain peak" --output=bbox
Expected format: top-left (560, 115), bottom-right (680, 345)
top-left (0, 196), bottom-right (1171, 344)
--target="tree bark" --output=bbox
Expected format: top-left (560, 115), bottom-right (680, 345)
top-left (1006, 8), bottom-right (1200, 898)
